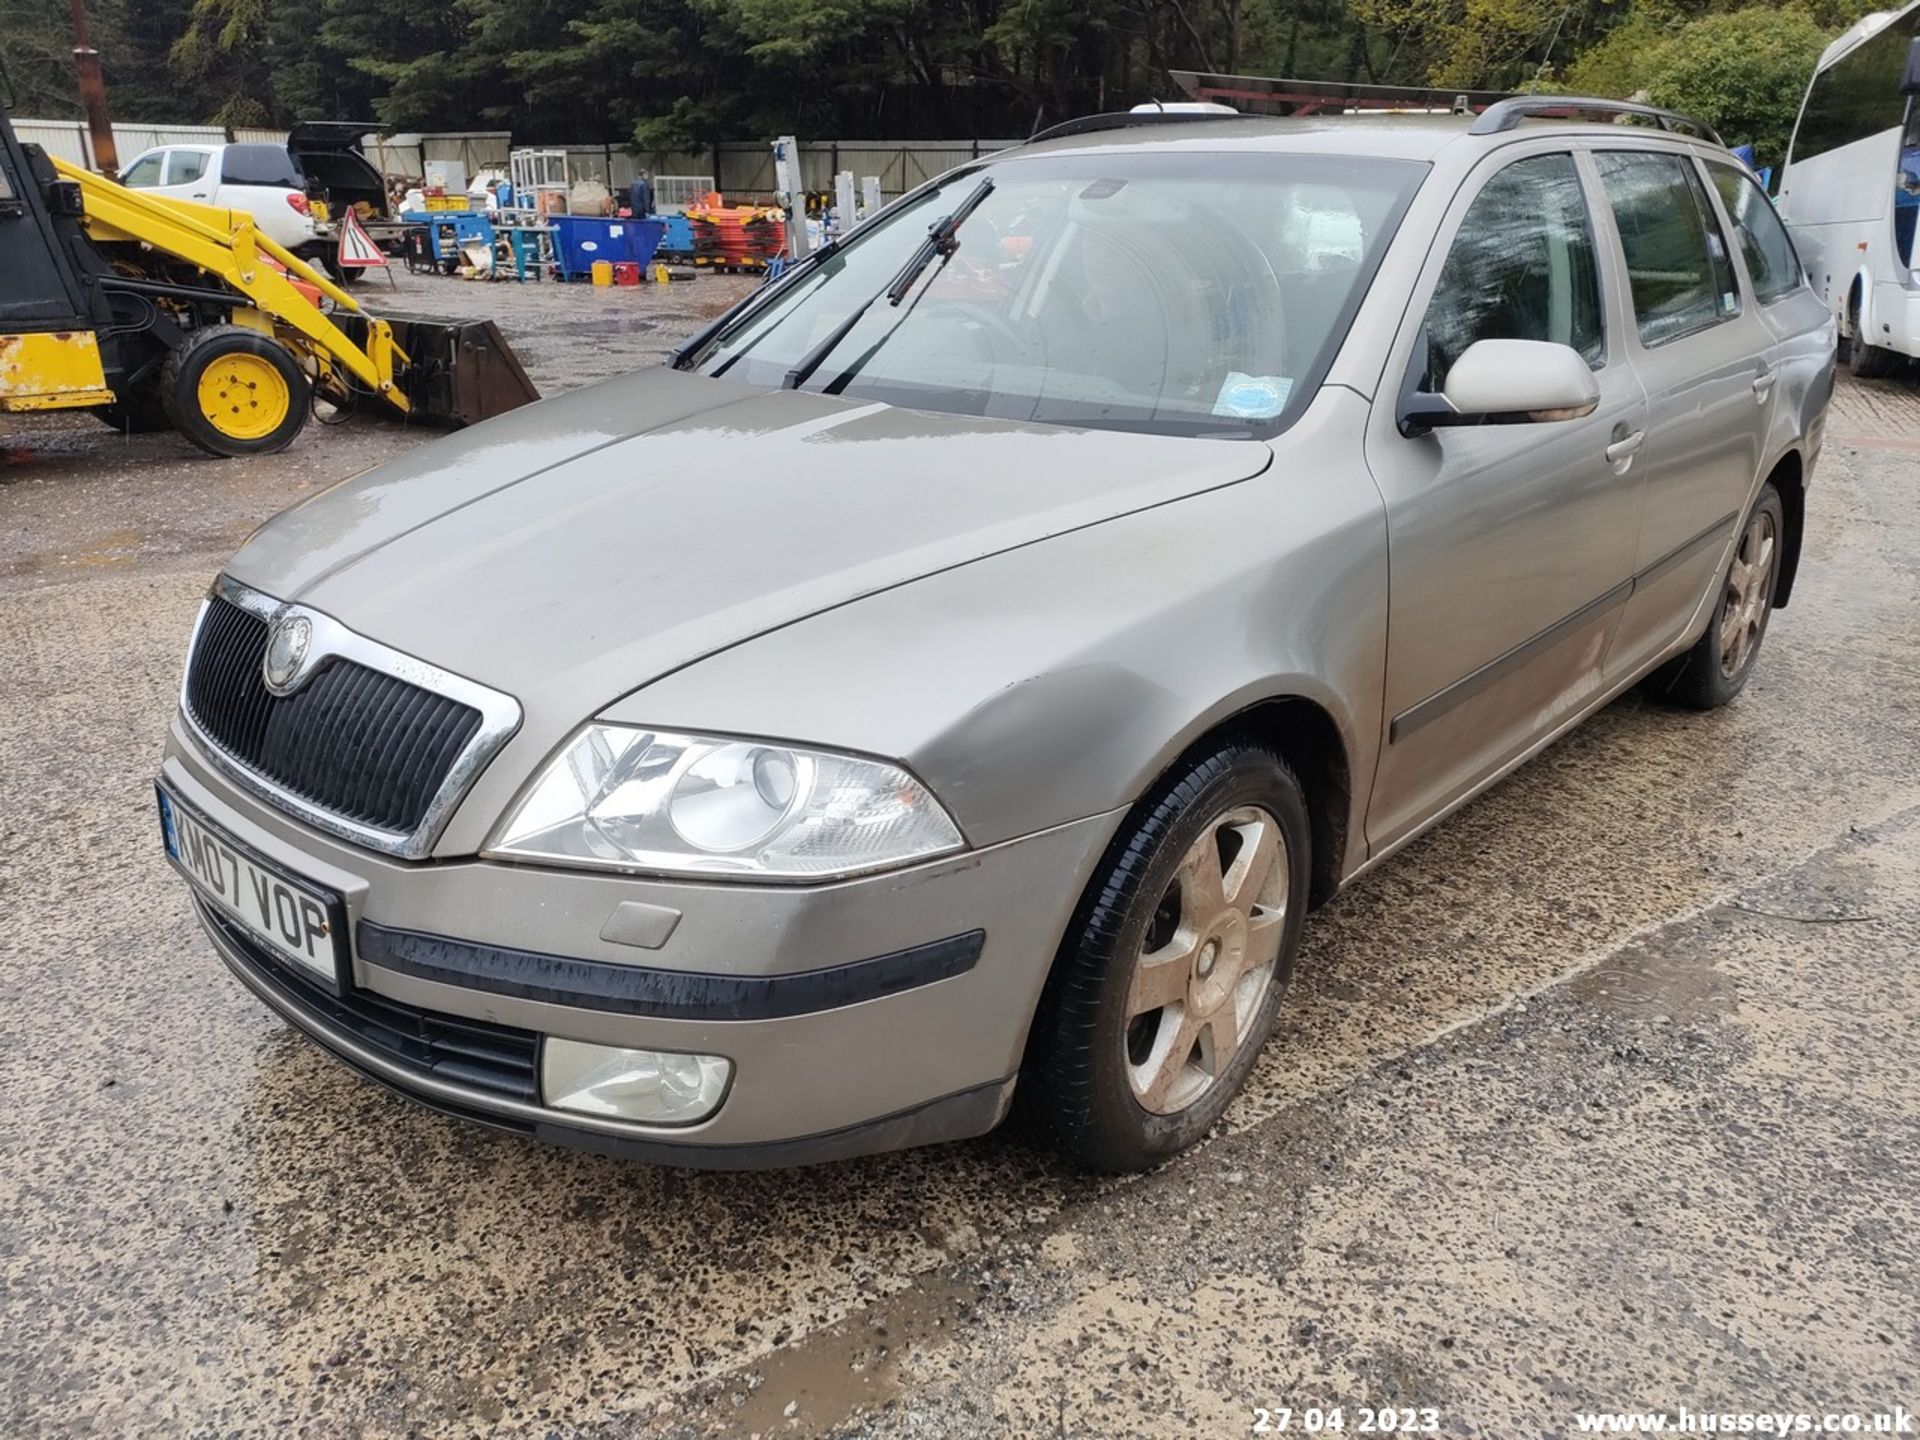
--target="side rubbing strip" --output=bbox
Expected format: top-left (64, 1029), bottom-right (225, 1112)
top-left (1633, 511), bottom-right (1739, 587)
top-left (1390, 580), bottom-right (1632, 744)
top-left (1388, 511), bottom-right (1742, 746)
top-left (358, 921), bottom-right (985, 1021)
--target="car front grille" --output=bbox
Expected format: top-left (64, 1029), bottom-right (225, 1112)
top-left (184, 594), bottom-right (485, 838)
top-left (202, 899), bottom-right (541, 1104)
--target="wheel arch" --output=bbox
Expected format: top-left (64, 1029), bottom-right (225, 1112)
top-left (1207, 695), bottom-right (1352, 910)
top-left (1844, 266), bottom-right (1874, 337)
top-left (1766, 449), bottom-right (1806, 609)
top-left (1107, 691), bottom-right (1356, 915)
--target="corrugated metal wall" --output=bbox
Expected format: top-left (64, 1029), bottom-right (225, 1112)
top-left (12, 118), bottom-right (269, 170)
top-left (11, 121), bottom-right (1019, 201)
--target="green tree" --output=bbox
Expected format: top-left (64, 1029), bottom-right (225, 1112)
top-left (1641, 7), bottom-right (1830, 166)
top-left (170, 0), bottom-right (278, 124)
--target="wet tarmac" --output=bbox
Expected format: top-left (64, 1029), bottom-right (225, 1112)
top-left (2, 286), bottom-right (1917, 1438)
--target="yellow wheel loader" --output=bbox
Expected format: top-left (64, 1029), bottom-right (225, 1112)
top-left (0, 107), bottom-right (536, 458)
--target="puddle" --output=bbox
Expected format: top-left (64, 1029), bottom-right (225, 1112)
top-left (716, 1272), bottom-right (984, 1436)
top-left (1570, 944), bottom-right (1735, 1023)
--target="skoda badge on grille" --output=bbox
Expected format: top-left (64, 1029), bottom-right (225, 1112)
top-left (262, 612), bottom-right (314, 696)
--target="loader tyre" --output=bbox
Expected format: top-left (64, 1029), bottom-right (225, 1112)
top-left (161, 326), bottom-right (309, 457)
top-left (94, 383), bottom-right (172, 434)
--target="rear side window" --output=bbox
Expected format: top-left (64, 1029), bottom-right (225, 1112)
top-left (120, 153), bottom-right (162, 188)
top-left (165, 149), bottom-right (210, 186)
top-left (1707, 163), bottom-right (1804, 304)
top-left (222, 144), bottom-right (303, 190)
top-left (1595, 151), bottom-right (1740, 346)
top-left (1423, 153), bottom-right (1605, 390)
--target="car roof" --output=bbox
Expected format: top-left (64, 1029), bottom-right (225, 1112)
top-left (1006, 112), bottom-right (1726, 165)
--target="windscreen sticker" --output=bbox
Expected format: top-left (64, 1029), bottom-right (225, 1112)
top-left (1213, 373), bottom-right (1293, 419)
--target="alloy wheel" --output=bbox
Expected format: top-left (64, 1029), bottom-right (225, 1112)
top-left (1718, 508), bottom-right (1777, 679)
top-left (1123, 804), bottom-right (1289, 1115)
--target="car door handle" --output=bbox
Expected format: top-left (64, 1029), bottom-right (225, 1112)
top-left (1605, 429), bottom-right (1645, 464)
top-left (1751, 367), bottom-right (1778, 396)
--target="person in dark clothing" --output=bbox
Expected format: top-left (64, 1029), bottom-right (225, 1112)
top-left (628, 171), bottom-right (654, 218)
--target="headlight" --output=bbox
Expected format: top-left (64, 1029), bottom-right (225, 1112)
top-left (485, 725), bottom-right (965, 879)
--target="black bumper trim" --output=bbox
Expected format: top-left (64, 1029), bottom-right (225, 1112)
top-left (204, 900), bottom-right (1015, 1168)
top-left (357, 921), bottom-right (986, 1021)
top-left (531, 1075), bottom-right (1016, 1170)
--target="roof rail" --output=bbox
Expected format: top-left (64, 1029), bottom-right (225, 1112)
top-left (1027, 109), bottom-right (1246, 144)
top-left (1170, 71), bottom-right (1512, 115)
top-left (1469, 95), bottom-right (1723, 145)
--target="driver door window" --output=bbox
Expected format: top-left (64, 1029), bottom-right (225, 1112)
top-left (1423, 152), bottom-right (1605, 389)
top-left (164, 149), bottom-right (212, 188)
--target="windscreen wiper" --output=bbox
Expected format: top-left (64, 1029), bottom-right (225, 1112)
top-left (782, 176), bottom-right (995, 392)
top-left (882, 175), bottom-right (995, 305)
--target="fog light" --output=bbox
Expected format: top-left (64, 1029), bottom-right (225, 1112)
top-left (542, 1038), bottom-right (732, 1125)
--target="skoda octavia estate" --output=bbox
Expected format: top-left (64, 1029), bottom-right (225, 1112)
top-left (159, 98), bottom-right (1834, 1171)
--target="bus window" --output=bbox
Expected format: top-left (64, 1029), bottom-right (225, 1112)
top-left (1791, 12), bottom-right (1916, 162)
top-left (1901, 101), bottom-right (1920, 266)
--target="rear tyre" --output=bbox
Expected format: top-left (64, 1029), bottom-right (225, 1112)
top-left (317, 249), bottom-right (365, 286)
top-left (1021, 741), bottom-right (1311, 1172)
top-left (93, 383), bottom-right (172, 434)
top-left (160, 325), bottom-right (309, 458)
top-left (1847, 292), bottom-right (1901, 379)
top-left (1642, 482), bottom-right (1785, 710)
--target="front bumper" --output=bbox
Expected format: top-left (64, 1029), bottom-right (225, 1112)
top-left (163, 719), bottom-right (1119, 1165)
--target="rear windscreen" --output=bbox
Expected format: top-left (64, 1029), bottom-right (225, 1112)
top-left (222, 144), bottom-right (302, 189)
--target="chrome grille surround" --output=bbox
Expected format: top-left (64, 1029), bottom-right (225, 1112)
top-left (178, 574), bottom-right (523, 859)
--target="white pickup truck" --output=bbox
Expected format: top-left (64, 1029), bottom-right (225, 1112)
top-left (117, 125), bottom-right (399, 283)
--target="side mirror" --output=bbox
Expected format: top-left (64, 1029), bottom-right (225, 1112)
top-left (1902, 36), bottom-right (1920, 96)
top-left (1399, 337), bottom-right (1600, 435)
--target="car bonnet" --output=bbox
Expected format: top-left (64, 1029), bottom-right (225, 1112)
top-left (224, 367), bottom-right (1271, 749)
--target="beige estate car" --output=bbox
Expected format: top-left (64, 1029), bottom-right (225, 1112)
top-left (158, 98), bottom-right (1833, 1171)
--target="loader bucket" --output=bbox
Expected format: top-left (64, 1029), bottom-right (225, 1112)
top-left (335, 313), bottom-right (539, 426)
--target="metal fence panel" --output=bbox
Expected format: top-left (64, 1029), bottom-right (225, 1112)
top-left (11, 120), bottom-right (88, 166)
top-left (114, 123), bottom-right (229, 156)
top-left (11, 118), bottom-right (261, 169)
top-left (16, 121), bottom-right (1024, 201)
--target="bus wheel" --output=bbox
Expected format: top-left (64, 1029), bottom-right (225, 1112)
top-left (1848, 292), bottom-right (1901, 379)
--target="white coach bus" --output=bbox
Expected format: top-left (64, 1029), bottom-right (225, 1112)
top-left (1777, 1), bottom-right (1920, 375)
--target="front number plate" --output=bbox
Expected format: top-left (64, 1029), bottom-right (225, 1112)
top-left (158, 785), bottom-right (346, 992)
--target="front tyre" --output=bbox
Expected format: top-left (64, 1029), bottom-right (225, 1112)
top-left (1847, 292), bottom-right (1901, 379)
top-left (1023, 742), bottom-right (1311, 1172)
top-left (160, 325), bottom-right (310, 458)
top-left (1643, 482), bottom-right (1785, 710)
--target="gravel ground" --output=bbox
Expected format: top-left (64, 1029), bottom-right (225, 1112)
top-left (0, 263), bottom-right (757, 592)
top-left (1, 287), bottom-right (1917, 1440)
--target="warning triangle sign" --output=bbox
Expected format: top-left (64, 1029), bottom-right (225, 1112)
top-left (337, 209), bottom-right (389, 268)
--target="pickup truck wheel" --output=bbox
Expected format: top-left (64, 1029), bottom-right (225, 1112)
top-left (317, 250), bottom-right (365, 286)
top-left (1642, 482), bottom-right (1784, 709)
top-left (1022, 742), bottom-right (1310, 1172)
top-left (160, 325), bottom-right (309, 458)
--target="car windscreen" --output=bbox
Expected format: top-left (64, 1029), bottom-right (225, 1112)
top-left (687, 150), bottom-right (1425, 438)
top-left (222, 143), bottom-right (303, 189)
